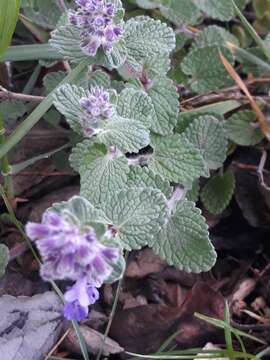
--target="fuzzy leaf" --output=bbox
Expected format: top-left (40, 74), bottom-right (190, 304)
top-left (124, 16), bottom-right (175, 66)
top-left (102, 38), bottom-right (127, 69)
top-left (127, 166), bottom-right (172, 198)
top-left (147, 76), bottom-right (179, 135)
top-left (193, 25), bottom-right (239, 48)
top-left (181, 46), bottom-right (234, 93)
top-left (70, 141), bottom-right (129, 205)
top-left (195, 0), bottom-right (235, 21)
top-left (201, 171), bottom-right (235, 214)
top-left (50, 196), bottom-right (109, 229)
top-left (101, 188), bottom-right (167, 250)
top-left (183, 115), bottom-right (228, 170)
top-left (88, 70), bottom-right (111, 89)
top-left (97, 116), bottom-right (150, 153)
top-left (151, 200), bottom-right (216, 273)
top-left (160, 0), bottom-right (201, 25)
top-left (0, 100), bottom-right (27, 127)
top-left (225, 111), bottom-right (264, 146)
top-left (0, 244), bottom-right (9, 277)
top-left (116, 88), bottom-right (153, 129)
top-left (50, 25), bottom-right (87, 62)
top-left (22, 0), bottom-right (61, 29)
top-left (43, 71), bottom-right (66, 94)
top-left (149, 134), bottom-right (207, 187)
top-left (186, 180), bottom-right (200, 203)
top-left (53, 84), bottom-right (86, 134)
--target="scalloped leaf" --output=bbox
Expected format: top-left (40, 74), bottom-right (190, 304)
top-left (183, 115), bottom-right (228, 170)
top-left (186, 180), bottom-right (200, 203)
top-left (53, 84), bottom-right (86, 134)
top-left (70, 140), bottom-right (129, 205)
top-left (181, 46), bottom-right (234, 93)
top-left (100, 188), bottom-right (167, 250)
top-left (195, 0), bottom-right (235, 21)
top-left (51, 196), bottom-right (109, 228)
top-left (22, 0), bottom-right (61, 29)
top-left (151, 200), bottom-right (216, 273)
top-left (127, 166), bottom-right (172, 198)
top-left (147, 76), bottom-right (179, 135)
top-left (193, 25), bottom-right (239, 48)
top-left (88, 70), bottom-right (111, 89)
top-left (201, 171), bottom-right (235, 214)
top-left (116, 88), bottom-right (153, 129)
top-left (160, 0), bottom-right (201, 26)
top-left (50, 25), bottom-right (87, 62)
top-left (149, 134), bottom-right (207, 187)
top-left (102, 38), bottom-right (127, 69)
top-left (225, 111), bottom-right (264, 146)
top-left (97, 116), bottom-right (150, 153)
top-left (0, 244), bottom-right (9, 277)
top-left (124, 16), bottom-right (175, 68)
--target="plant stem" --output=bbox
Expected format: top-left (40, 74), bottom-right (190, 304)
top-left (96, 251), bottom-right (129, 360)
top-left (0, 59), bottom-right (89, 160)
top-left (0, 86), bottom-right (44, 102)
top-left (232, 0), bottom-right (270, 63)
top-left (0, 114), bottom-right (14, 199)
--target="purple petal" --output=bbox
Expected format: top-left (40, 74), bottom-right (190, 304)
top-left (25, 222), bottom-right (50, 240)
top-left (63, 301), bottom-right (88, 321)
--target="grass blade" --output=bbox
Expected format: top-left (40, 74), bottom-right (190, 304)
top-left (1, 43), bottom-right (62, 62)
top-left (0, 0), bottom-right (20, 57)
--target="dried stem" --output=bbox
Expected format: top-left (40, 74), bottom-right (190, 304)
top-left (0, 86), bottom-right (44, 102)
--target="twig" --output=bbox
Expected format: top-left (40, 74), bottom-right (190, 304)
top-left (57, 0), bottom-right (67, 12)
top-left (257, 150), bottom-right (270, 191)
top-left (0, 86), bottom-right (44, 102)
top-left (231, 320), bottom-right (270, 332)
top-left (45, 329), bottom-right (71, 360)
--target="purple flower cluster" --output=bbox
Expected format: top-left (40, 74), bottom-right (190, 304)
top-left (79, 86), bottom-right (113, 137)
top-left (69, 0), bottom-right (123, 57)
top-left (26, 210), bottom-right (120, 321)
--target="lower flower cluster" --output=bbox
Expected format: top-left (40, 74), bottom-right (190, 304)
top-left (26, 210), bottom-right (120, 321)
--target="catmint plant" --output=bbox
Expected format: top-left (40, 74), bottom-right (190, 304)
top-left (25, 0), bottom-right (232, 321)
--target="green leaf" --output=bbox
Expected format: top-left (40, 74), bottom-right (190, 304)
top-left (181, 46), bottom-right (234, 93)
top-left (151, 200), bottom-right (216, 273)
top-left (97, 116), bottom-right (150, 153)
top-left (0, 100), bottom-right (27, 127)
top-left (225, 111), bottom-right (264, 146)
top-left (195, 0), bottom-right (235, 21)
top-left (102, 38), bottom-right (127, 69)
top-left (135, 0), bottom-right (163, 9)
top-left (149, 134), bottom-right (207, 187)
top-left (101, 188), bottom-right (167, 250)
top-left (0, 244), bottom-right (9, 277)
top-left (176, 111), bottom-right (223, 133)
top-left (201, 170), bottom-right (235, 214)
top-left (116, 88), bottom-right (153, 129)
top-left (147, 76), bottom-right (179, 135)
top-left (183, 115), bottom-right (228, 170)
top-left (51, 195), bottom-right (109, 226)
top-left (50, 25), bottom-right (87, 62)
top-left (22, 0), bottom-right (61, 29)
top-left (124, 16), bottom-right (175, 66)
top-left (0, 0), bottom-right (20, 57)
top-left (43, 71), bottom-right (66, 94)
top-left (53, 84), bottom-right (86, 134)
top-left (186, 180), bottom-right (200, 203)
top-left (88, 70), bottom-right (111, 89)
top-left (160, 0), bottom-right (201, 26)
top-left (193, 25), bottom-right (239, 48)
top-left (127, 166), bottom-right (172, 198)
top-left (70, 140), bottom-right (129, 205)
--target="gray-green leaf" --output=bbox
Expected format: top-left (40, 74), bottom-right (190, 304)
top-left (195, 0), bottom-right (235, 21)
top-left (183, 115), bottom-right (228, 170)
top-left (181, 46), bottom-right (234, 93)
top-left (225, 111), bottom-right (264, 146)
top-left (101, 188), bottom-right (167, 250)
top-left (201, 170), bottom-right (235, 214)
top-left (151, 200), bottom-right (216, 273)
top-left (149, 134), bottom-right (207, 186)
